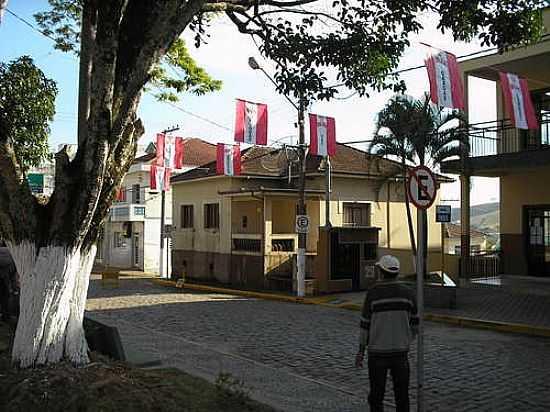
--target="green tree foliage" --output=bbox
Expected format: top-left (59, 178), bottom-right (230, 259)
top-left (370, 94), bottom-right (467, 168)
top-left (369, 93), bottom-right (468, 256)
top-left (34, 0), bottom-right (222, 102)
top-left (0, 56), bottom-right (57, 171)
top-left (227, 0), bottom-right (546, 103)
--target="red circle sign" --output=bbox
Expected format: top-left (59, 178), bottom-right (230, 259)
top-left (407, 165), bottom-right (437, 210)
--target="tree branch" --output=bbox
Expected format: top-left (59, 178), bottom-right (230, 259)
top-left (77, 0), bottom-right (98, 147)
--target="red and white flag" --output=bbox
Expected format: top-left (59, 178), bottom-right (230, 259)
top-left (309, 114), bottom-right (336, 157)
top-left (425, 50), bottom-right (464, 110)
top-left (216, 144), bottom-right (241, 176)
top-left (156, 133), bottom-right (184, 169)
top-left (150, 165), bottom-right (171, 191)
top-left (499, 72), bottom-right (538, 130)
top-left (234, 99), bottom-right (268, 146)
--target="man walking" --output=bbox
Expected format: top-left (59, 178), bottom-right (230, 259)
top-left (355, 255), bottom-right (418, 412)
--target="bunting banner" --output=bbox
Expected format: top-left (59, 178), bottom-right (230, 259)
top-left (234, 99), bottom-right (268, 146)
top-left (216, 143), bottom-right (241, 176)
top-left (425, 50), bottom-right (464, 110)
top-left (499, 72), bottom-right (539, 130)
top-left (309, 114), bottom-right (336, 157)
top-left (150, 165), bottom-right (171, 191)
top-left (156, 133), bottom-right (184, 169)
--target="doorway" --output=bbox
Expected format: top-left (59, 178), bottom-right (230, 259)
top-left (330, 233), bottom-right (361, 290)
top-left (525, 206), bottom-right (550, 276)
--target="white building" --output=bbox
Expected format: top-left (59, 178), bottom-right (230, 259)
top-left (95, 138), bottom-right (216, 274)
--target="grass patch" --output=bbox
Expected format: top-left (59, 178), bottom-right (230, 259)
top-left (0, 322), bottom-right (276, 412)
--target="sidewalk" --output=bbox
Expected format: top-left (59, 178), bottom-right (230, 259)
top-left (151, 276), bottom-right (550, 338)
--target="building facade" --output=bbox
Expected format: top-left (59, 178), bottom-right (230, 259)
top-left (171, 143), bottom-right (450, 293)
top-left (95, 138), bottom-right (216, 273)
top-left (442, 8), bottom-right (550, 277)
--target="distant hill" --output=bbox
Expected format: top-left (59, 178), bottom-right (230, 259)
top-left (451, 202), bottom-right (499, 233)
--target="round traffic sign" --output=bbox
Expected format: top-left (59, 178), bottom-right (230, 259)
top-left (407, 165), bottom-right (437, 209)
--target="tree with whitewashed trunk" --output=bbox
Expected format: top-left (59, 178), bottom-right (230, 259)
top-left (0, 0), bottom-right (544, 368)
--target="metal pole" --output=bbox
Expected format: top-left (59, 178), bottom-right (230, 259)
top-left (416, 208), bottom-right (426, 412)
top-left (160, 189), bottom-right (166, 278)
top-left (325, 156), bottom-right (331, 229)
top-left (159, 126), bottom-right (179, 279)
top-left (441, 221), bottom-right (445, 287)
top-left (297, 96), bottom-right (307, 297)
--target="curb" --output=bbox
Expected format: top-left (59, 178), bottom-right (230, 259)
top-left (150, 278), bottom-right (332, 305)
top-left (150, 279), bottom-right (550, 339)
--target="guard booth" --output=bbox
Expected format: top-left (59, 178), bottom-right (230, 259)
top-left (316, 226), bottom-right (380, 293)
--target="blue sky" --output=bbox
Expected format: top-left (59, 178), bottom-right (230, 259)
top-left (0, 1), bottom-right (500, 205)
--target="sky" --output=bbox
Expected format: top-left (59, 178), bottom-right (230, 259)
top-left (0, 0), bottom-right (500, 206)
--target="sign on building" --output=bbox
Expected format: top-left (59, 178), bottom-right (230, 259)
top-left (295, 215), bottom-right (310, 234)
top-left (27, 173), bottom-right (44, 194)
top-left (436, 205), bottom-right (452, 223)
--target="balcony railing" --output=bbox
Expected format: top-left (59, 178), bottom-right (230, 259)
top-left (109, 203), bottom-right (146, 222)
top-left (468, 117), bottom-right (550, 158)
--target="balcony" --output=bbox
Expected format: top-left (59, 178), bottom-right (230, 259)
top-left (109, 203), bottom-right (146, 222)
top-left (441, 118), bottom-right (550, 177)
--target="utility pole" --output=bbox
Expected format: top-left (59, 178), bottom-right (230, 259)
top-left (159, 125), bottom-right (179, 279)
top-left (296, 95), bottom-right (307, 297)
top-left (248, 57), bottom-right (309, 297)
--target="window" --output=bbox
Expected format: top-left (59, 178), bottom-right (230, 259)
top-left (114, 232), bottom-right (126, 248)
top-left (181, 205), bottom-right (194, 228)
top-left (132, 184), bottom-right (141, 204)
top-left (242, 216), bottom-right (248, 229)
top-left (343, 203), bottom-right (371, 227)
top-left (204, 203), bottom-right (219, 229)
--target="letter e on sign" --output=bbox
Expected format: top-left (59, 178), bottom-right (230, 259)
top-left (407, 166), bottom-right (437, 210)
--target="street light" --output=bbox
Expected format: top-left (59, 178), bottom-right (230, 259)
top-left (248, 56), bottom-right (307, 298)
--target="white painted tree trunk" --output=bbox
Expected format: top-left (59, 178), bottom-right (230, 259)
top-left (8, 242), bottom-right (96, 368)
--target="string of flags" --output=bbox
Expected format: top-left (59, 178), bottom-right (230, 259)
top-left (150, 46), bottom-right (541, 184)
top-left (424, 47), bottom-right (538, 130)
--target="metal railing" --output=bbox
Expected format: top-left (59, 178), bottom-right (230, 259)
top-left (459, 253), bottom-right (501, 281)
top-left (468, 118), bottom-right (550, 158)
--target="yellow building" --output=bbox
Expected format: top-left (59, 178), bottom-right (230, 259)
top-left (171, 143), bottom-right (450, 293)
top-left (442, 8), bottom-right (550, 277)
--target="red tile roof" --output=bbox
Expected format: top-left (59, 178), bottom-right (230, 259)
top-left (133, 138), bottom-right (217, 167)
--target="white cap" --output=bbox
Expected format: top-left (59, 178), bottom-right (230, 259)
top-left (375, 255), bottom-right (400, 274)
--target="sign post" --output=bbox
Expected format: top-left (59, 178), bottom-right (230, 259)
top-left (436, 205), bottom-right (451, 287)
top-left (407, 165), bottom-right (438, 412)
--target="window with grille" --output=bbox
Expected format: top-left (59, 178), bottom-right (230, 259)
top-left (343, 203), bottom-right (371, 227)
top-left (204, 203), bottom-right (220, 229)
top-left (132, 184), bottom-right (141, 204)
top-left (181, 205), bottom-right (194, 228)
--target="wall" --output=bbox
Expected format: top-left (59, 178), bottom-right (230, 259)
top-left (317, 176), bottom-right (443, 251)
top-left (171, 177), bottom-right (233, 282)
top-left (231, 199), bottom-right (263, 234)
top-left (500, 166), bottom-right (550, 275)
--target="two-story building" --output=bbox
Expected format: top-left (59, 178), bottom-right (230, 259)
top-left (171, 143), bottom-right (451, 293)
top-left (95, 138), bottom-right (217, 273)
top-left (442, 7), bottom-right (550, 277)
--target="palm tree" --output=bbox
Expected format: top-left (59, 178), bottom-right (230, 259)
top-left (369, 93), bottom-right (467, 269)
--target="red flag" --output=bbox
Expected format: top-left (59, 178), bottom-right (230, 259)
top-left (116, 188), bottom-right (126, 202)
top-left (150, 165), bottom-right (171, 191)
top-left (156, 133), bottom-right (184, 169)
top-left (309, 114), bottom-right (336, 157)
top-left (216, 144), bottom-right (241, 176)
top-left (234, 99), bottom-right (268, 146)
top-left (499, 72), bottom-right (538, 130)
top-left (425, 50), bottom-right (464, 110)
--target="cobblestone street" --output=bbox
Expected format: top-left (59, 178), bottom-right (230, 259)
top-left (87, 277), bottom-right (550, 412)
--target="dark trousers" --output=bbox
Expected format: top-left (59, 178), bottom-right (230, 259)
top-left (368, 353), bottom-right (410, 412)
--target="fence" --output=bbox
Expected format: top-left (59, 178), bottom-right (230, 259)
top-left (459, 253), bottom-right (501, 281)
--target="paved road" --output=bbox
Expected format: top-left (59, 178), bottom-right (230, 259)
top-left (86, 277), bottom-right (550, 411)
